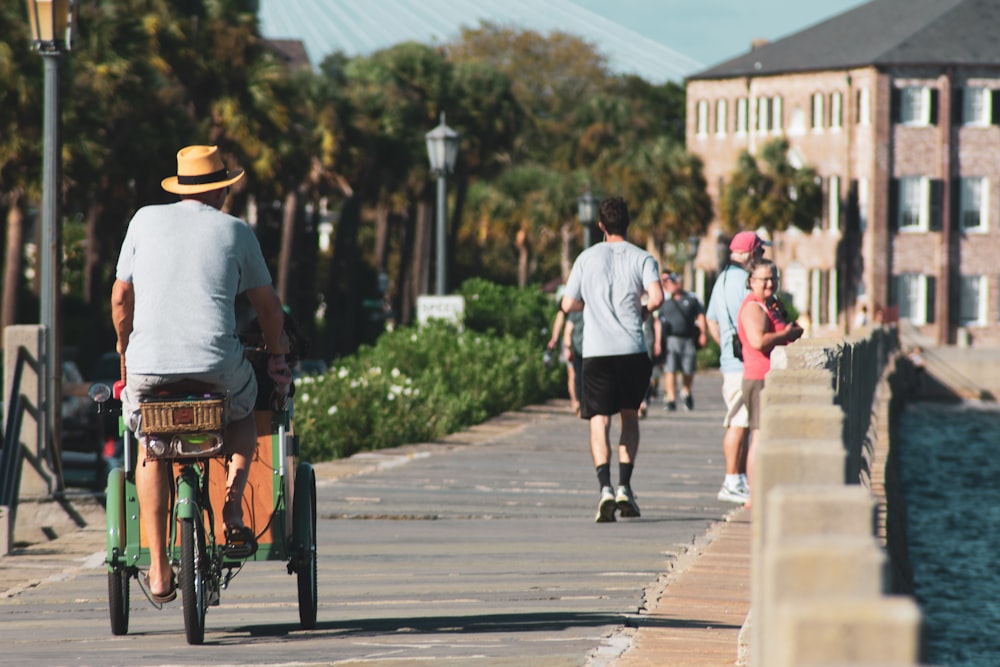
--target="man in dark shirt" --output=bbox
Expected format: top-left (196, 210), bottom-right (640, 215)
top-left (653, 272), bottom-right (706, 411)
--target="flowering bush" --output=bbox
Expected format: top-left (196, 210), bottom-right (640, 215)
top-left (294, 282), bottom-right (563, 461)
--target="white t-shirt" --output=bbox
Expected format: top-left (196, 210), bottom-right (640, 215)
top-left (564, 241), bottom-right (660, 358)
top-left (115, 199), bottom-right (274, 375)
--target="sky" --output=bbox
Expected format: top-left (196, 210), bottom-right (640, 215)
top-left (569, 0), bottom-right (868, 68)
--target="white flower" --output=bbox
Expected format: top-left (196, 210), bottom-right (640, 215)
top-left (300, 393), bottom-right (310, 404)
top-left (391, 368), bottom-right (401, 378)
top-left (387, 393), bottom-right (396, 401)
top-left (338, 367), bottom-right (349, 379)
top-left (327, 405), bottom-right (338, 415)
top-left (411, 334), bottom-right (418, 342)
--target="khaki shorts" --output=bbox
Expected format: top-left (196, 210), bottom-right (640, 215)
top-left (721, 372), bottom-right (749, 428)
top-left (121, 359), bottom-right (258, 433)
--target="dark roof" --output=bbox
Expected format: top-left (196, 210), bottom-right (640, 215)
top-left (689, 0), bottom-right (1000, 80)
top-left (264, 38), bottom-right (312, 70)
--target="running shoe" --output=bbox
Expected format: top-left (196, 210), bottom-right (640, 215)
top-left (683, 393), bottom-right (694, 411)
top-left (717, 480), bottom-right (750, 504)
top-left (595, 486), bottom-right (617, 523)
top-left (615, 485), bottom-right (641, 518)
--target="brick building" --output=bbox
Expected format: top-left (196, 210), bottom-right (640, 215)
top-left (685, 0), bottom-right (1000, 346)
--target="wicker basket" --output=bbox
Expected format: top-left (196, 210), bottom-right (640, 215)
top-left (139, 397), bottom-right (226, 435)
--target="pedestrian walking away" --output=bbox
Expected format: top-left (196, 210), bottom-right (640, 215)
top-left (561, 196), bottom-right (663, 523)
top-left (737, 257), bottom-right (804, 507)
top-left (654, 272), bottom-right (707, 412)
top-left (704, 231), bottom-right (767, 504)
top-left (111, 144), bottom-right (292, 603)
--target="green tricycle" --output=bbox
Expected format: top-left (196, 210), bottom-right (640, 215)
top-left (93, 367), bottom-right (317, 645)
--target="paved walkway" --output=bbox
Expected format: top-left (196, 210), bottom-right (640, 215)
top-left (1, 371), bottom-right (751, 665)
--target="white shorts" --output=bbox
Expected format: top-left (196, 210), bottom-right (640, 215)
top-left (721, 372), bottom-right (749, 428)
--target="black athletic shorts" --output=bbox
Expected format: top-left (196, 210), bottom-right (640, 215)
top-left (580, 353), bottom-right (652, 419)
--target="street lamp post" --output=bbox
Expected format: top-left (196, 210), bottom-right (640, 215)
top-left (425, 113), bottom-right (459, 295)
top-left (25, 0), bottom-right (77, 489)
top-left (577, 188), bottom-right (598, 249)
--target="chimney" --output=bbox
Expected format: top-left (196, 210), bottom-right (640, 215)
top-left (750, 38), bottom-right (769, 51)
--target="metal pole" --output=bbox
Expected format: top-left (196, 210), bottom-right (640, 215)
top-left (435, 172), bottom-right (447, 295)
top-left (40, 52), bottom-right (63, 491)
top-left (583, 224), bottom-right (591, 250)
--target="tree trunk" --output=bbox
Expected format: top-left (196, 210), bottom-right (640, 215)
top-left (326, 195), bottom-right (361, 357)
top-left (277, 188), bottom-right (298, 304)
top-left (374, 202), bottom-right (389, 273)
top-left (559, 220), bottom-right (573, 281)
top-left (516, 226), bottom-right (529, 288)
top-left (413, 199), bottom-right (432, 303)
top-left (395, 203), bottom-right (416, 326)
top-left (2, 190), bottom-right (24, 333)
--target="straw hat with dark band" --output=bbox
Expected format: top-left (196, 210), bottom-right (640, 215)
top-left (161, 145), bottom-right (245, 195)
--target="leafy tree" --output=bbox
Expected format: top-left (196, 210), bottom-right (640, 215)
top-left (719, 138), bottom-right (821, 235)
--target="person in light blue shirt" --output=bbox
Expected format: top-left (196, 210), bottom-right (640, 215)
top-left (705, 231), bottom-right (768, 504)
top-left (561, 197), bottom-right (662, 523)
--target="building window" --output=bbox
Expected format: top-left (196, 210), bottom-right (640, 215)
top-left (960, 177), bottom-right (989, 231)
top-left (828, 175), bottom-right (841, 232)
top-left (771, 95), bottom-right (783, 133)
top-left (858, 178), bottom-right (869, 233)
top-left (811, 92), bottom-right (825, 130)
top-left (899, 86), bottom-right (934, 125)
top-left (898, 177), bottom-right (928, 231)
top-left (736, 97), bottom-right (748, 134)
top-left (962, 87), bottom-right (992, 125)
top-left (696, 99), bottom-right (709, 136)
top-left (857, 88), bottom-right (871, 126)
top-left (757, 96), bottom-right (770, 132)
top-left (831, 91), bottom-right (843, 130)
top-left (715, 99), bottom-right (728, 136)
top-left (958, 275), bottom-right (986, 325)
top-left (896, 273), bottom-right (930, 325)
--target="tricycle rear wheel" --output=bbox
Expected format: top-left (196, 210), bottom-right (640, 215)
top-left (108, 569), bottom-right (129, 635)
top-left (293, 462), bottom-right (317, 629)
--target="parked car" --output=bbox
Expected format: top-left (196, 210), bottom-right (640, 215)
top-left (60, 353), bottom-right (122, 490)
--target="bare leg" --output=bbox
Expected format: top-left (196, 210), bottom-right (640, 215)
top-left (222, 413), bottom-right (257, 529)
top-left (136, 446), bottom-right (172, 596)
top-left (681, 372), bottom-right (695, 396)
top-left (589, 414), bottom-right (612, 467)
top-left (723, 425), bottom-right (747, 475)
top-left (567, 363), bottom-right (579, 413)
top-left (663, 371), bottom-right (677, 403)
top-left (744, 428), bottom-right (759, 509)
top-left (618, 409), bottom-right (640, 464)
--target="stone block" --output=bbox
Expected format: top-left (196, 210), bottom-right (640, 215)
top-left (763, 536), bottom-right (888, 603)
top-left (766, 485), bottom-right (875, 542)
top-left (761, 404), bottom-right (843, 441)
top-left (770, 597), bottom-right (921, 667)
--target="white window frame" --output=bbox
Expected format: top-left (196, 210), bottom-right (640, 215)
top-left (828, 175), bottom-right (841, 232)
top-left (958, 275), bottom-right (987, 325)
top-left (897, 273), bottom-right (929, 325)
top-left (736, 97), bottom-right (748, 135)
top-left (857, 88), bottom-right (871, 126)
top-left (771, 95), bottom-right (783, 134)
top-left (960, 176), bottom-right (989, 232)
top-left (811, 91), bottom-right (825, 131)
top-left (696, 99), bottom-right (709, 137)
top-left (900, 86), bottom-right (932, 125)
top-left (898, 176), bottom-right (930, 232)
top-left (962, 87), bottom-right (991, 126)
top-left (830, 91), bottom-right (843, 130)
top-left (757, 96), bottom-right (770, 133)
top-left (715, 99), bottom-right (728, 137)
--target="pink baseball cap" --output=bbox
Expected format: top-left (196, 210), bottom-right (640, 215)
top-left (729, 231), bottom-right (771, 253)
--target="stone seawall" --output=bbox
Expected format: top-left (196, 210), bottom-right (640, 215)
top-left (747, 328), bottom-right (928, 667)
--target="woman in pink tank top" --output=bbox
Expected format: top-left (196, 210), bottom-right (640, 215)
top-left (737, 258), bottom-right (804, 508)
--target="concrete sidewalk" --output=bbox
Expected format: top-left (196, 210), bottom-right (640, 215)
top-left (1, 371), bottom-right (751, 666)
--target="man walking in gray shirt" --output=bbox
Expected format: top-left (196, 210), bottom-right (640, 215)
top-left (561, 197), bottom-right (663, 522)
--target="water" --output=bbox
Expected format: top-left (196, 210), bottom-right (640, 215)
top-left (899, 401), bottom-right (1000, 667)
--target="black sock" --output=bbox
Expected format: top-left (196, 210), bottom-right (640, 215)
top-left (596, 464), bottom-right (611, 490)
top-left (619, 462), bottom-right (634, 488)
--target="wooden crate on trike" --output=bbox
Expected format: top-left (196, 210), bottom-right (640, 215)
top-left (98, 372), bottom-right (317, 645)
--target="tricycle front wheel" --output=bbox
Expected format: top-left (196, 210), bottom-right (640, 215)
top-left (180, 517), bottom-right (207, 644)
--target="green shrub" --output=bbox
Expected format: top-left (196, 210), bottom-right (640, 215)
top-left (294, 318), bottom-right (563, 462)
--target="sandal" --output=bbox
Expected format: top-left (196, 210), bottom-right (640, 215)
top-left (145, 573), bottom-right (177, 604)
top-left (224, 525), bottom-right (258, 559)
